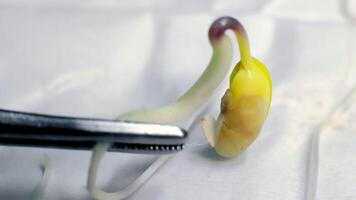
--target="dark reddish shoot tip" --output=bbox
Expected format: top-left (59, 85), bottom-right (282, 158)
top-left (208, 16), bottom-right (246, 43)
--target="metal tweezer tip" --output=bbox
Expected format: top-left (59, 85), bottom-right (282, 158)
top-left (0, 109), bottom-right (187, 154)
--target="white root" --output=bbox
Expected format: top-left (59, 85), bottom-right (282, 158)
top-left (88, 143), bottom-right (171, 200)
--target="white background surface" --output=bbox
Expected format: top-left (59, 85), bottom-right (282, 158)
top-left (0, 0), bottom-right (356, 199)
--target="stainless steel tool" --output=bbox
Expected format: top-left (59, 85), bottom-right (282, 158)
top-left (0, 109), bottom-right (187, 154)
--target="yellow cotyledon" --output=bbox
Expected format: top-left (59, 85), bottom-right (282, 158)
top-left (202, 16), bottom-right (272, 158)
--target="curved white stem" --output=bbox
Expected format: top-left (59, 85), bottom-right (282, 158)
top-left (88, 35), bottom-right (234, 200)
top-left (119, 36), bottom-right (233, 124)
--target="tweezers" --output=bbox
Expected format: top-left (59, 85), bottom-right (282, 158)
top-left (0, 109), bottom-right (187, 154)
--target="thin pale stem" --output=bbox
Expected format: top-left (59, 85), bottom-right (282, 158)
top-left (119, 36), bottom-right (233, 124)
top-left (305, 85), bottom-right (356, 200)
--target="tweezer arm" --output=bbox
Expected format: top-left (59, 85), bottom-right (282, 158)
top-left (0, 109), bottom-right (187, 153)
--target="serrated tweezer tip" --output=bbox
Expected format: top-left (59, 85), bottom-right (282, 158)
top-left (0, 109), bottom-right (187, 154)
